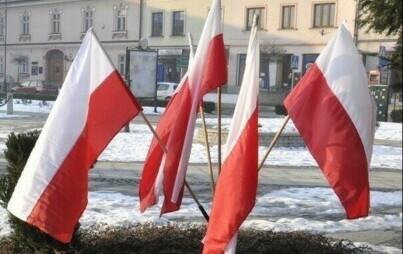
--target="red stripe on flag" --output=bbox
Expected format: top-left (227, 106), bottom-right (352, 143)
top-left (201, 34), bottom-right (227, 96)
top-left (160, 34), bottom-right (227, 214)
top-left (27, 70), bottom-right (141, 243)
top-left (139, 79), bottom-right (189, 212)
top-left (284, 64), bottom-right (369, 219)
top-left (161, 84), bottom-right (192, 214)
top-left (203, 109), bottom-right (258, 253)
top-left (140, 34), bottom-right (227, 215)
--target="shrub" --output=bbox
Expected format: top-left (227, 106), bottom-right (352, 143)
top-left (0, 92), bottom-right (58, 101)
top-left (0, 131), bottom-right (82, 252)
top-left (275, 105), bottom-right (288, 115)
top-left (0, 224), bottom-right (372, 253)
top-left (202, 101), bottom-right (216, 113)
top-left (391, 109), bottom-right (402, 122)
top-left (138, 98), bottom-right (168, 108)
top-left (0, 131), bottom-right (40, 207)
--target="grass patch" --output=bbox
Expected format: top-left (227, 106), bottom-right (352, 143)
top-left (0, 224), bottom-right (371, 253)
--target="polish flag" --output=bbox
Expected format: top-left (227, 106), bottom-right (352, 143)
top-left (7, 29), bottom-right (142, 243)
top-left (284, 23), bottom-right (377, 219)
top-left (203, 15), bottom-right (260, 254)
top-left (139, 0), bottom-right (227, 214)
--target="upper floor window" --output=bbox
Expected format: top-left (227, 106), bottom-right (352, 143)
top-left (0, 56), bottom-right (4, 74)
top-left (21, 12), bottom-right (30, 35)
top-left (82, 7), bottom-right (94, 33)
top-left (313, 3), bottom-right (335, 28)
top-left (152, 12), bottom-right (163, 36)
top-left (281, 5), bottom-right (295, 29)
top-left (246, 7), bottom-right (265, 30)
top-left (172, 11), bottom-right (185, 36)
top-left (0, 14), bottom-right (4, 37)
top-left (19, 57), bottom-right (29, 74)
top-left (115, 8), bottom-right (127, 31)
top-left (118, 55), bottom-right (126, 75)
top-left (50, 10), bottom-right (62, 34)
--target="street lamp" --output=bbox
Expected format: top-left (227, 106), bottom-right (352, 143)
top-left (2, 0), bottom-right (7, 93)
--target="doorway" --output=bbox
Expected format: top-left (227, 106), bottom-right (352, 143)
top-left (46, 49), bottom-right (64, 85)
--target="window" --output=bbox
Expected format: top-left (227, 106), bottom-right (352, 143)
top-left (246, 7), bottom-right (265, 30)
top-left (118, 55), bottom-right (126, 75)
top-left (116, 9), bottom-right (126, 31)
top-left (21, 13), bottom-right (30, 35)
top-left (152, 12), bottom-right (163, 36)
top-left (50, 11), bottom-right (61, 34)
top-left (0, 56), bottom-right (4, 74)
top-left (19, 58), bottom-right (29, 74)
top-left (82, 7), bottom-right (94, 33)
top-left (313, 3), bottom-right (335, 28)
top-left (281, 5), bottom-right (295, 29)
top-left (0, 14), bottom-right (4, 37)
top-left (172, 11), bottom-right (185, 36)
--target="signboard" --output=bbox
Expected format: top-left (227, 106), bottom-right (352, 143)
top-left (379, 58), bottom-right (390, 72)
top-left (31, 66), bottom-right (38, 75)
top-left (302, 54), bottom-right (319, 75)
top-left (291, 55), bottom-right (299, 70)
top-left (31, 61), bottom-right (38, 75)
top-left (369, 85), bottom-right (389, 121)
top-left (176, 56), bottom-right (189, 69)
top-left (126, 49), bottom-right (158, 98)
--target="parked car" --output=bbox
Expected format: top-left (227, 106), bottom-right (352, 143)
top-left (11, 80), bottom-right (60, 94)
top-left (0, 82), bottom-right (20, 92)
top-left (156, 82), bottom-right (178, 100)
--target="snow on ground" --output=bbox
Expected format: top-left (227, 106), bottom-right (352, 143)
top-left (3, 113), bottom-right (400, 169)
top-left (0, 99), bottom-right (54, 114)
top-left (97, 122), bottom-right (402, 170)
top-left (0, 99), bottom-right (402, 253)
top-left (1, 188), bottom-right (401, 252)
top-left (0, 99), bottom-right (164, 116)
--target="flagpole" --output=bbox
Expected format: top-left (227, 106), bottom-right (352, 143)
top-left (199, 105), bottom-right (215, 194)
top-left (258, 115), bottom-right (290, 171)
top-left (140, 111), bottom-right (210, 221)
top-left (217, 87), bottom-right (222, 175)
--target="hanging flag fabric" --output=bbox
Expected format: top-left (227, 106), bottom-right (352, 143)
top-left (7, 29), bottom-right (142, 243)
top-left (203, 15), bottom-right (260, 254)
top-left (139, 0), bottom-right (227, 214)
top-left (284, 23), bottom-right (377, 219)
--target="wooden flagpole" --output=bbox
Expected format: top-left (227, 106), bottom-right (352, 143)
top-left (199, 106), bottom-right (216, 194)
top-left (217, 87), bottom-right (222, 175)
top-left (140, 112), bottom-right (210, 221)
top-left (258, 115), bottom-right (291, 171)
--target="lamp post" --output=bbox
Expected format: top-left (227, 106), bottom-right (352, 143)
top-left (2, 0), bottom-right (7, 92)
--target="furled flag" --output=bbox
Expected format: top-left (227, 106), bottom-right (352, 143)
top-left (284, 23), bottom-right (377, 219)
top-left (139, 0), bottom-right (227, 214)
top-left (7, 28), bottom-right (142, 243)
top-left (202, 14), bottom-right (260, 254)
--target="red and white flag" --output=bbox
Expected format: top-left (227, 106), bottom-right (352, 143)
top-left (284, 23), bottom-right (377, 219)
top-left (203, 15), bottom-right (260, 254)
top-left (139, 0), bottom-right (227, 214)
top-left (7, 29), bottom-right (142, 243)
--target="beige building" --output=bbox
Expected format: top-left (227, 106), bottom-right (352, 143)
top-left (0, 0), bottom-right (141, 88)
top-left (142, 0), bottom-right (397, 92)
top-left (0, 0), bottom-right (397, 92)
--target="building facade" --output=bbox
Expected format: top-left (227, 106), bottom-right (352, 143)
top-left (142, 0), bottom-right (397, 92)
top-left (0, 0), bottom-right (140, 88)
top-left (0, 0), bottom-right (397, 92)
